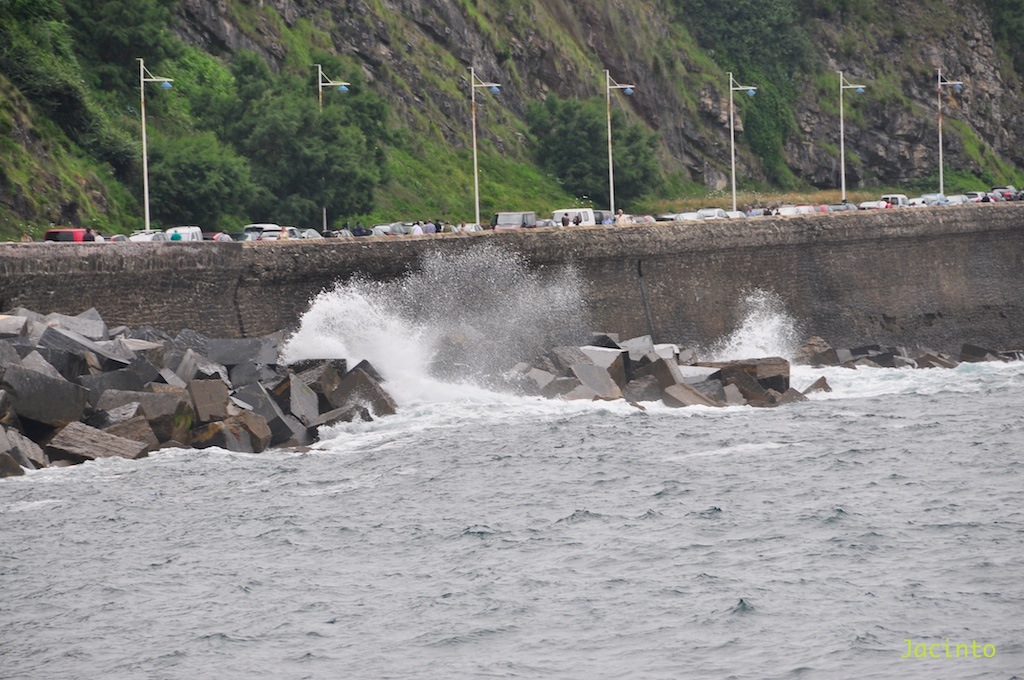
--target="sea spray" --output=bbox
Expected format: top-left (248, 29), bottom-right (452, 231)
top-left (281, 245), bottom-right (590, 393)
top-left (703, 289), bottom-right (803, 361)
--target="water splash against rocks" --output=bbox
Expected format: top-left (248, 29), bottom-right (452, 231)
top-left (703, 289), bottom-right (803, 361)
top-left (282, 245), bottom-right (591, 388)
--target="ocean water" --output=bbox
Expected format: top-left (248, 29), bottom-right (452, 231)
top-left (2, 252), bottom-right (1023, 680)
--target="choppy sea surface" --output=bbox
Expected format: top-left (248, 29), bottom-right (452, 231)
top-left (2, 251), bottom-right (1023, 679)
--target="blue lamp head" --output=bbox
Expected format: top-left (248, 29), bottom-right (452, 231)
top-left (954, 82), bottom-right (963, 92)
top-left (338, 84), bottom-right (349, 93)
top-left (160, 81), bottom-right (172, 89)
top-left (746, 88), bottom-right (756, 97)
top-left (856, 86), bottom-right (865, 94)
top-left (489, 85), bottom-right (500, 94)
top-left (623, 87), bottom-right (634, 95)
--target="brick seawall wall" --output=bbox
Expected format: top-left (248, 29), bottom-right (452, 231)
top-left (2, 204), bottom-right (1022, 353)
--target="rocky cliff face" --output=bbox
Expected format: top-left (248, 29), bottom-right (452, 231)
top-left (172, 0), bottom-right (1023, 190)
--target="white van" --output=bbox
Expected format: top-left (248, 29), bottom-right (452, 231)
top-left (165, 226), bottom-right (204, 241)
top-left (552, 208), bottom-right (596, 226)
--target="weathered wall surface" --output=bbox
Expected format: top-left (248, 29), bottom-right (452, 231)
top-left (2, 205), bottom-right (1022, 353)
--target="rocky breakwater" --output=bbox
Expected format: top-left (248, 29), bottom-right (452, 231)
top-left (506, 331), bottom-right (1024, 410)
top-left (0, 308), bottom-right (398, 478)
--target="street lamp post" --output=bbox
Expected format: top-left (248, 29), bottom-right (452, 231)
top-left (138, 58), bottom-right (172, 232)
top-left (838, 70), bottom-right (866, 203)
top-left (316, 64), bottom-right (350, 230)
top-left (936, 68), bottom-right (963, 197)
top-left (605, 70), bottom-right (634, 217)
top-left (728, 72), bottom-right (756, 213)
top-left (470, 67), bottom-right (500, 228)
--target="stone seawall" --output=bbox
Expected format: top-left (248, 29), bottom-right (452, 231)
top-left (2, 204), bottom-right (1023, 352)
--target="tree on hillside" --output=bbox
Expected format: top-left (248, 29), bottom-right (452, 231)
top-left (526, 95), bottom-right (661, 208)
top-left (148, 131), bottom-right (259, 230)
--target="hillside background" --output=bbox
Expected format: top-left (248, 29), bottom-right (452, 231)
top-left (1, 0), bottom-right (1023, 237)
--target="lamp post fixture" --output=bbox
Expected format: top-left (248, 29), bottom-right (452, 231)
top-left (605, 70), bottom-right (635, 217)
top-left (838, 70), bottom-right (866, 203)
top-left (138, 58), bottom-right (172, 232)
top-left (936, 68), bottom-right (964, 197)
top-left (470, 67), bottom-right (500, 228)
top-left (316, 64), bottom-right (350, 230)
top-left (728, 72), bottom-right (756, 213)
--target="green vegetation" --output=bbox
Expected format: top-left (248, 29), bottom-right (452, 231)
top-left (525, 95), bottom-right (662, 209)
top-left (0, 0), bottom-right (1022, 239)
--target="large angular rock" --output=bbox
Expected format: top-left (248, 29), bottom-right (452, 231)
top-left (157, 367), bottom-right (187, 388)
top-left (564, 384), bottom-right (599, 401)
top-left (652, 343), bottom-right (679, 361)
top-left (78, 368), bottom-right (146, 406)
top-left (0, 451), bottom-right (24, 477)
top-left (697, 357), bottom-right (790, 393)
top-left (310, 404), bottom-right (372, 428)
top-left (2, 364), bottom-right (88, 427)
top-left (38, 326), bottom-right (130, 372)
top-left (45, 311), bottom-right (108, 341)
top-left (571, 363), bottom-right (623, 400)
top-left (172, 329), bottom-right (210, 356)
top-left (589, 333), bottom-right (621, 349)
top-left (623, 375), bottom-right (661, 403)
top-left (205, 338), bottom-right (267, 367)
top-left (776, 388), bottom-right (809, 405)
top-left (234, 383), bottom-right (310, 446)
top-left (46, 421), bottom-right (149, 463)
top-left (21, 351), bottom-right (65, 380)
top-left (677, 365), bottom-right (723, 385)
top-left (580, 346), bottom-right (630, 388)
top-left (295, 361), bottom-right (346, 412)
top-left (542, 377), bottom-right (581, 399)
top-left (236, 410), bottom-right (272, 452)
top-left (103, 416), bottom-right (159, 454)
top-left (96, 389), bottom-right (194, 444)
top-left (959, 343), bottom-right (1001, 363)
top-left (688, 379), bottom-right (728, 405)
top-left (1, 426), bottom-right (46, 468)
top-left (271, 374), bottom-right (320, 427)
top-left (19, 346), bottom-right (88, 382)
top-left (87, 402), bottom-right (144, 429)
top-left (90, 338), bottom-right (138, 365)
top-left (719, 369), bottom-right (775, 407)
top-left (0, 315), bottom-right (28, 338)
top-left (635, 357), bottom-right (685, 390)
top-left (547, 346), bottom-right (592, 376)
top-left (0, 340), bottom-right (21, 371)
top-left (915, 353), bottom-right (959, 369)
top-left (174, 348), bottom-right (231, 385)
top-left (525, 367), bottom-right (557, 393)
top-left (327, 368), bottom-right (397, 417)
top-left (191, 419), bottom-right (255, 453)
top-left (801, 377), bottom-right (832, 395)
top-left (619, 335), bottom-right (655, 361)
top-left (229, 361), bottom-right (280, 389)
top-left (0, 389), bottom-right (23, 430)
top-left (662, 383), bottom-right (723, 408)
top-left (124, 326), bottom-right (174, 344)
top-left (350, 359), bottom-right (384, 383)
top-left (187, 379), bottom-right (230, 423)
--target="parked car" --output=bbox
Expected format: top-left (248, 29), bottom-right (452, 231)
top-left (964, 191), bottom-right (988, 202)
top-left (918, 193), bottom-right (949, 206)
top-left (593, 209), bottom-right (615, 225)
top-left (44, 228), bottom-right (89, 242)
top-left (776, 205), bottom-right (800, 216)
top-left (826, 203), bottom-right (859, 213)
top-left (128, 230), bottom-right (169, 242)
top-left (725, 211), bottom-right (747, 219)
top-left (257, 226), bottom-right (302, 240)
top-left (300, 229), bottom-right (324, 239)
top-left (166, 226), bottom-right (204, 242)
top-left (675, 212), bottom-right (705, 221)
top-left (552, 208), bottom-right (596, 226)
top-left (991, 185), bottom-right (1017, 200)
top-left (654, 213), bottom-right (679, 222)
top-left (881, 194), bottom-right (910, 207)
top-left (946, 194), bottom-right (970, 205)
top-left (697, 207), bottom-right (729, 220)
top-left (491, 211), bottom-right (537, 229)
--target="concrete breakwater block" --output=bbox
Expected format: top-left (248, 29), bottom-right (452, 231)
top-left (0, 304), bottom-right (406, 475)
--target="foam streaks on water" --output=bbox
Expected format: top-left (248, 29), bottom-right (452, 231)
top-left (3, 250), bottom-right (1023, 679)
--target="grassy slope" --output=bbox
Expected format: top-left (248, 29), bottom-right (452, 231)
top-left (1, 0), bottom-right (1022, 238)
